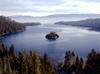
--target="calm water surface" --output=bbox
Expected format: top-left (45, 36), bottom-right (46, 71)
top-left (0, 18), bottom-right (100, 64)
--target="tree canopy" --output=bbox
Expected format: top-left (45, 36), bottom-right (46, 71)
top-left (0, 16), bottom-right (26, 38)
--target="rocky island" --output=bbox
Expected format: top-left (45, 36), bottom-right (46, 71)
top-left (46, 32), bottom-right (59, 39)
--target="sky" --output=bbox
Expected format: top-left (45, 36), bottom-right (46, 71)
top-left (0, 0), bottom-right (100, 16)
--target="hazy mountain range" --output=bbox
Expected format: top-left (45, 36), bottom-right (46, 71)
top-left (9, 14), bottom-right (100, 18)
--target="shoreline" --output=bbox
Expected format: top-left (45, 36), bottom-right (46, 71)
top-left (0, 29), bottom-right (26, 40)
top-left (55, 24), bottom-right (100, 33)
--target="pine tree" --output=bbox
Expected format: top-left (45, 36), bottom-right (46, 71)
top-left (76, 55), bottom-right (79, 67)
top-left (30, 50), bottom-right (33, 56)
top-left (65, 51), bottom-right (71, 64)
top-left (79, 57), bottom-right (84, 73)
top-left (2, 43), bottom-right (5, 49)
top-left (44, 52), bottom-right (48, 69)
top-left (75, 55), bottom-right (79, 74)
top-left (9, 44), bottom-right (15, 57)
top-left (80, 57), bottom-right (84, 69)
top-left (72, 51), bottom-right (75, 57)
top-left (84, 49), bottom-right (100, 74)
top-left (18, 51), bottom-right (23, 62)
top-left (32, 49), bottom-right (40, 74)
top-left (47, 59), bottom-right (54, 74)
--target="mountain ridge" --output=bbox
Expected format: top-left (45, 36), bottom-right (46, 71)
top-left (8, 14), bottom-right (100, 18)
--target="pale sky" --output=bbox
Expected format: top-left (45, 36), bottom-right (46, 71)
top-left (0, 0), bottom-right (100, 16)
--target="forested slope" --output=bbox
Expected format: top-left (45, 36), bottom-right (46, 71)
top-left (55, 18), bottom-right (100, 32)
top-left (0, 43), bottom-right (100, 74)
top-left (0, 16), bottom-right (26, 39)
top-left (0, 44), bottom-right (57, 74)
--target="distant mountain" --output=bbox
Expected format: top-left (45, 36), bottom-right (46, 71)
top-left (9, 15), bottom-right (34, 18)
top-left (9, 14), bottom-right (100, 18)
top-left (55, 18), bottom-right (100, 32)
top-left (45, 14), bottom-right (100, 18)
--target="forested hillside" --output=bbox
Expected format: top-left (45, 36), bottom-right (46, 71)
top-left (0, 43), bottom-right (100, 74)
top-left (0, 44), bottom-right (57, 74)
top-left (55, 18), bottom-right (100, 32)
top-left (0, 16), bottom-right (26, 39)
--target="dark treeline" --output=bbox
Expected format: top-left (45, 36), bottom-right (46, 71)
top-left (23, 22), bottom-right (41, 26)
top-left (0, 43), bottom-right (100, 74)
top-left (58, 49), bottom-right (100, 74)
top-left (0, 43), bottom-right (57, 74)
top-left (55, 18), bottom-right (100, 32)
top-left (0, 16), bottom-right (26, 39)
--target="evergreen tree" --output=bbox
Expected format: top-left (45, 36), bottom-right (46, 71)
top-left (84, 49), bottom-right (100, 74)
top-left (47, 59), bottom-right (54, 74)
top-left (2, 43), bottom-right (5, 49)
top-left (76, 55), bottom-right (79, 67)
top-left (18, 52), bottom-right (23, 62)
top-left (75, 55), bottom-right (79, 74)
top-left (44, 52), bottom-right (48, 69)
top-left (72, 51), bottom-right (75, 57)
top-left (65, 51), bottom-right (71, 65)
top-left (9, 44), bottom-right (15, 57)
top-left (32, 49), bottom-right (40, 74)
top-left (79, 57), bottom-right (84, 74)
top-left (30, 50), bottom-right (33, 57)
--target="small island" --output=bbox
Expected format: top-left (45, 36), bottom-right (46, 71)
top-left (46, 32), bottom-right (59, 39)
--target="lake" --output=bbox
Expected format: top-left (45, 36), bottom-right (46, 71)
top-left (0, 17), bottom-right (100, 65)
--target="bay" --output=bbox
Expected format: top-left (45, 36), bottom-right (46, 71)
top-left (0, 17), bottom-right (100, 65)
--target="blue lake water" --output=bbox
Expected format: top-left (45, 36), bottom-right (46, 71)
top-left (0, 17), bottom-right (100, 64)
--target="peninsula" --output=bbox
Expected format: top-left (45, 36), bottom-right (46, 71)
top-left (0, 16), bottom-right (26, 39)
top-left (55, 18), bottom-right (100, 32)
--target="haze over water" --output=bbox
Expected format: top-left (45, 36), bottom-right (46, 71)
top-left (0, 17), bottom-right (100, 64)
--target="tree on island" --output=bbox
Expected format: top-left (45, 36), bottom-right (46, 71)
top-left (46, 32), bottom-right (59, 39)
